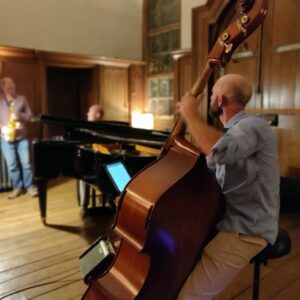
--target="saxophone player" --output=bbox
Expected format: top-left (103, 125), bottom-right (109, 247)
top-left (0, 77), bottom-right (38, 199)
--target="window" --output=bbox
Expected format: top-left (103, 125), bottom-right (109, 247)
top-left (148, 76), bottom-right (174, 116)
top-left (148, 29), bottom-right (180, 74)
top-left (145, 0), bottom-right (180, 118)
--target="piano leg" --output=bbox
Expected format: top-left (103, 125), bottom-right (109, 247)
top-left (77, 180), bottom-right (91, 218)
top-left (36, 178), bottom-right (47, 224)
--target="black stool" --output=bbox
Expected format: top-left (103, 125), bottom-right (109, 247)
top-left (251, 229), bottom-right (291, 300)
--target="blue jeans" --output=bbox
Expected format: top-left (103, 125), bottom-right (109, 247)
top-left (0, 138), bottom-right (34, 190)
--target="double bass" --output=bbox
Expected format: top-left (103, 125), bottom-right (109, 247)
top-left (82, 1), bottom-right (268, 299)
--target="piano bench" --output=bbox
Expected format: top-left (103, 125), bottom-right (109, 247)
top-left (77, 180), bottom-right (116, 217)
top-left (88, 186), bottom-right (100, 208)
top-left (250, 229), bottom-right (291, 300)
top-left (78, 181), bottom-right (100, 213)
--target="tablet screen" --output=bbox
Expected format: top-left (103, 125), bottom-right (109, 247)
top-left (104, 161), bottom-right (131, 193)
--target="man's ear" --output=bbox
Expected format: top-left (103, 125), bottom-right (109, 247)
top-left (217, 95), bottom-right (227, 107)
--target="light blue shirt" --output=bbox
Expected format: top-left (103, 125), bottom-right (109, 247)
top-left (206, 111), bottom-right (280, 244)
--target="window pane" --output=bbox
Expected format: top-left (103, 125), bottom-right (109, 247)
top-left (148, 0), bottom-right (180, 30)
top-left (158, 99), bottom-right (173, 116)
top-left (158, 78), bottom-right (169, 97)
top-left (148, 29), bottom-right (179, 56)
top-left (148, 76), bottom-right (174, 116)
top-left (148, 29), bottom-right (180, 75)
top-left (148, 79), bottom-right (158, 97)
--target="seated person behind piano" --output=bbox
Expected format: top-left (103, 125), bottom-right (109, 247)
top-left (86, 105), bottom-right (121, 154)
top-left (177, 74), bottom-right (280, 300)
top-left (87, 104), bottom-right (104, 122)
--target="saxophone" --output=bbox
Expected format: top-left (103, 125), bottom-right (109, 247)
top-left (2, 101), bottom-right (21, 142)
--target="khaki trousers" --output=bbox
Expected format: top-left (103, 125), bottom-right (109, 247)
top-left (177, 231), bottom-right (267, 300)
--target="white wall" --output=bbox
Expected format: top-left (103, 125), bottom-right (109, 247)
top-left (0, 0), bottom-right (142, 61)
top-left (181, 0), bottom-right (207, 49)
top-left (0, 0), bottom-right (208, 60)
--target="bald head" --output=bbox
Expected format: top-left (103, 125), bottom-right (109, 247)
top-left (214, 74), bottom-right (252, 107)
top-left (87, 104), bottom-right (104, 121)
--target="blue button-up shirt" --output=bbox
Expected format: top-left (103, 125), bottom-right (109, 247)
top-left (206, 111), bottom-right (280, 244)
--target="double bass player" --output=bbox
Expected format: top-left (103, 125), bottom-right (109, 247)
top-left (81, 2), bottom-right (274, 299)
top-left (177, 74), bottom-right (280, 299)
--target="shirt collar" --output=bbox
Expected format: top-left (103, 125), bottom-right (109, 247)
top-left (224, 111), bottom-right (247, 130)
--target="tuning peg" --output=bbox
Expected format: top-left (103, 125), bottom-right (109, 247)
top-left (221, 32), bottom-right (230, 41)
top-left (225, 43), bottom-right (233, 54)
top-left (240, 14), bottom-right (249, 25)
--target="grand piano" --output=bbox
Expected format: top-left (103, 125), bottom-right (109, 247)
top-left (33, 115), bottom-right (169, 223)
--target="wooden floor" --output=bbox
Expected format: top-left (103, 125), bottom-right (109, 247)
top-left (0, 179), bottom-right (299, 300)
top-left (0, 178), bottom-right (116, 300)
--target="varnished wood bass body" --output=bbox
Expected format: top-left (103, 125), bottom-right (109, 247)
top-left (83, 135), bottom-right (224, 299)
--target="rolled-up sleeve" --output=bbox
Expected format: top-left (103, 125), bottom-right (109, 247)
top-left (207, 118), bottom-right (265, 166)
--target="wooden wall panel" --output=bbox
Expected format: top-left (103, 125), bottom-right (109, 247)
top-left (99, 66), bottom-right (129, 122)
top-left (192, 0), bottom-right (300, 179)
top-left (266, 53), bottom-right (282, 109)
top-left (179, 56), bottom-right (192, 98)
top-left (78, 67), bottom-right (99, 120)
top-left (225, 56), bottom-right (259, 108)
top-left (271, 0), bottom-right (299, 46)
top-left (0, 57), bottom-right (41, 138)
top-left (262, 0), bottom-right (300, 179)
top-left (274, 116), bottom-right (300, 178)
top-left (0, 47), bottom-right (145, 139)
top-left (191, 1), bottom-right (227, 120)
top-left (173, 50), bottom-right (192, 103)
top-left (263, 0), bottom-right (300, 110)
top-left (266, 51), bottom-right (300, 109)
top-left (129, 65), bottom-right (145, 115)
top-left (216, 7), bottom-right (262, 109)
top-left (295, 52), bottom-right (300, 109)
top-left (1, 59), bottom-right (39, 109)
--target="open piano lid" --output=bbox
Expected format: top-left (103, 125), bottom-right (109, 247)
top-left (37, 114), bottom-right (170, 149)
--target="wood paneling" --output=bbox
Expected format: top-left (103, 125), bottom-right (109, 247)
top-left (225, 55), bottom-right (260, 108)
top-left (191, 0), bottom-right (230, 119)
top-left (78, 67), bottom-right (99, 119)
top-left (99, 66), bottom-right (129, 122)
top-left (172, 49), bottom-right (192, 103)
top-left (221, 10), bottom-right (262, 109)
top-left (0, 56), bottom-right (41, 138)
top-left (269, 52), bottom-right (298, 109)
top-left (271, 0), bottom-right (299, 47)
top-left (263, 0), bottom-right (300, 110)
top-left (129, 64), bottom-right (146, 114)
top-left (274, 116), bottom-right (300, 178)
top-left (263, 0), bottom-right (300, 178)
top-left (0, 46), bottom-right (145, 136)
top-left (192, 0), bottom-right (300, 179)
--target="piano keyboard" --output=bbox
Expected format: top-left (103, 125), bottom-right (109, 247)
top-left (0, 142), bottom-right (12, 191)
